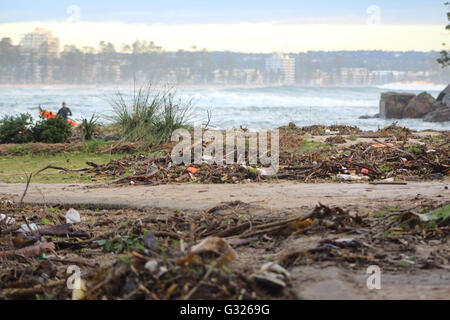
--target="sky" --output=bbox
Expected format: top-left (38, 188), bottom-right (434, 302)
top-left (0, 0), bottom-right (449, 52)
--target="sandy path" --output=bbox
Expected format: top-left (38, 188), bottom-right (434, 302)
top-left (0, 181), bottom-right (448, 212)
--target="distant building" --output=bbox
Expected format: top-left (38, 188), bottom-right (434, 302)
top-left (20, 28), bottom-right (60, 58)
top-left (19, 28), bottom-right (60, 83)
top-left (265, 53), bottom-right (295, 85)
top-left (339, 68), bottom-right (371, 86)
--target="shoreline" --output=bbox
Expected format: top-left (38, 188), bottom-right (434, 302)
top-left (0, 82), bottom-right (446, 91)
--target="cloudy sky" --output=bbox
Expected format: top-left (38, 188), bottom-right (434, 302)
top-left (0, 0), bottom-right (448, 52)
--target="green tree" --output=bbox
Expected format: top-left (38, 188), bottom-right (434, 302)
top-left (437, 2), bottom-right (450, 67)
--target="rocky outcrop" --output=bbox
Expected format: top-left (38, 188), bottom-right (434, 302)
top-left (402, 92), bottom-right (437, 118)
top-left (436, 84), bottom-right (450, 107)
top-left (379, 92), bottom-right (415, 119)
top-left (424, 107), bottom-right (450, 122)
top-left (378, 86), bottom-right (450, 122)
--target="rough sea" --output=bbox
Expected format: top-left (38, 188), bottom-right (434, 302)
top-left (1, 83), bottom-right (448, 131)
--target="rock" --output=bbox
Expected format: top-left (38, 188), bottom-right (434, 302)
top-left (436, 84), bottom-right (450, 107)
top-left (143, 231), bottom-right (158, 251)
top-left (288, 122), bottom-right (297, 129)
top-left (402, 92), bottom-right (437, 118)
top-left (424, 107), bottom-right (450, 122)
top-left (253, 273), bottom-right (287, 292)
top-left (359, 113), bottom-right (379, 119)
top-left (144, 259), bottom-right (159, 273)
top-left (379, 92), bottom-right (416, 119)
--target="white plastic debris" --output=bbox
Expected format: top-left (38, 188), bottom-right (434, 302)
top-left (381, 178), bottom-right (395, 183)
top-left (256, 167), bottom-right (277, 178)
top-left (260, 262), bottom-right (290, 279)
top-left (252, 262), bottom-right (291, 292)
top-left (65, 208), bottom-right (81, 224)
top-left (19, 223), bottom-right (39, 234)
top-left (1, 200), bottom-right (13, 205)
top-left (144, 259), bottom-right (168, 278)
top-left (0, 214), bottom-right (15, 225)
top-left (336, 174), bottom-right (369, 181)
top-left (144, 259), bottom-right (159, 273)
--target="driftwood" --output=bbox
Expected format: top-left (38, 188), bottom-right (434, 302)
top-left (373, 139), bottom-right (417, 159)
top-left (0, 242), bottom-right (55, 258)
top-left (40, 224), bottom-right (89, 238)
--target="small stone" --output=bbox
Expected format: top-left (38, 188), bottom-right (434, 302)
top-left (144, 231), bottom-right (158, 251)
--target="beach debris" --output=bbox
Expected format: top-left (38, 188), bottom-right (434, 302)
top-left (252, 262), bottom-right (290, 293)
top-left (144, 259), bottom-right (159, 273)
top-left (0, 242), bottom-right (55, 258)
top-left (257, 167), bottom-right (277, 177)
top-left (0, 195), bottom-right (449, 300)
top-left (40, 223), bottom-right (89, 238)
top-left (185, 236), bottom-right (238, 265)
top-left (0, 214), bottom-right (15, 225)
top-left (65, 208), bottom-right (81, 224)
top-left (18, 223), bottom-right (39, 235)
top-left (143, 231), bottom-right (158, 251)
top-left (336, 174), bottom-right (369, 181)
top-left (186, 167), bottom-right (198, 174)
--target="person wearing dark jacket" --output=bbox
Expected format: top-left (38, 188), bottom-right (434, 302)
top-left (57, 102), bottom-right (72, 120)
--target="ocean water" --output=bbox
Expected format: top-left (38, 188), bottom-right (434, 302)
top-left (0, 84), bottom-right (448, 131)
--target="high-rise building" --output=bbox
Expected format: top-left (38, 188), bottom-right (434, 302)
top-left (19, 28), bottom-right (60, 83)
top-left (265, 53), bottom-right (295, 85)
top-left (20, 28), bottom-right (60, 58)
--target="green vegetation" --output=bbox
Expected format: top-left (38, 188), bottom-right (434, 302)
top-left (425, 204), bottom-right (450, 225)
top-left (83, 139), bottom-right (109, 153)
top-left (437, 2), bottom-right (450, 67)
top-left (0, 153), bottom-right (124, 184)
top-left (97, 233), bottom-right (145, 254)
top-left (0, 113), bottom-right (34, 144)
top-left (374, 210), bottom-right (386, 218)
top-left (81, 113), bottom-right (99, 141)
top-left (297, 140), bottom-right (327, 153)
top-left (110, 85), bottom-right (192, 144)
top-left (33, 117), bottom-right (72, 143)
top-left (0, 113), bottom-right (72, 144)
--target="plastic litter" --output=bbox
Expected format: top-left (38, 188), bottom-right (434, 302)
top-left (186, 167), bottom-right (199, 174)
top-left (65, 208), bottom-right (81, 224)
top-left (0, 214), bottom-right (15, 225)
top-left (256, 167), bottom-right (277, 178)
top-left (336, 174), bottom-right (369, 181)
top-left (19, 223), bottom-right (39, 234)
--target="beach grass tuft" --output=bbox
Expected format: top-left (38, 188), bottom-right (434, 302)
top-left (110, 84), bottom-right (192, 145)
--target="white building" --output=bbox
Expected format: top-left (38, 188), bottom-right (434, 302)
top-left (265, 53), bottom-right (296, 85)
top-left (20, 28), bottom-right (60, 58)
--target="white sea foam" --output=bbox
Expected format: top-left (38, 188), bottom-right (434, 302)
top-left (0, 86), bottom-right (448, 131)
top-left (376, 82), bottom-right (446, 92)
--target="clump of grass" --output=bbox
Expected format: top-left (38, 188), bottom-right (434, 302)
top-left (110, 84), bottom-right (192, 145)
top-left (81, 113), bottom-right (99, 141)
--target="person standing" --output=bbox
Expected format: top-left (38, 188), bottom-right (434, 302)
top-left (57, 102), bottom-right (72, 120)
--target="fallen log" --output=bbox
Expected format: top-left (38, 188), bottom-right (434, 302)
top-left (0, 242), bottom-right (55, 258)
